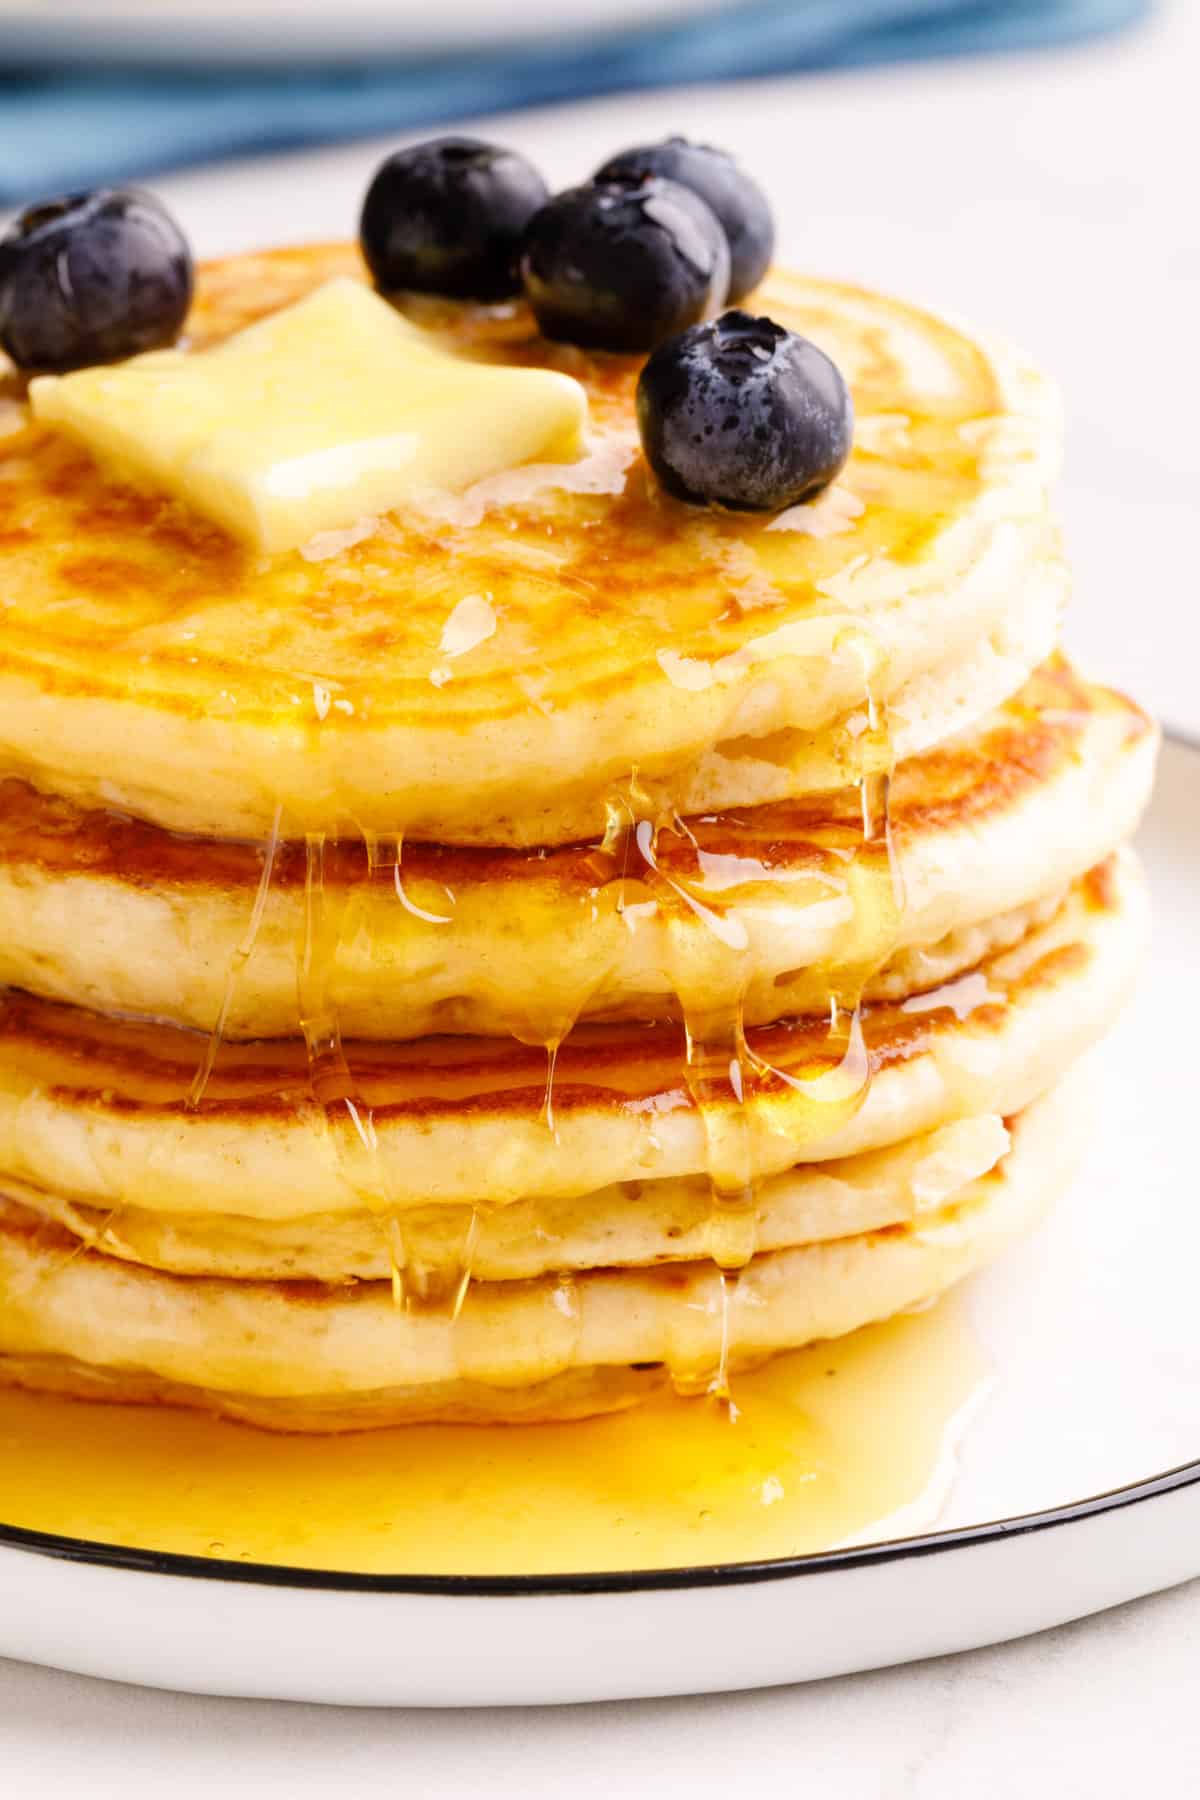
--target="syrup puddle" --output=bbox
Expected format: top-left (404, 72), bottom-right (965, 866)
top-left (0, 1293), bottom-right (987, 1576)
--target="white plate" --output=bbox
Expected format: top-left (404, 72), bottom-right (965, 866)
top-left (0, 0), bottom-right (728, 64)
top-left (0, 734), bottom-right (1196, 1708)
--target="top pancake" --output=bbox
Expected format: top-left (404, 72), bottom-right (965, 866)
top-left (0, 245), bottom-right (1061, 845)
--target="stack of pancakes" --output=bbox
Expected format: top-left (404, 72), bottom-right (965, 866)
top-left (0, 247), bottom-right (1156, 1429)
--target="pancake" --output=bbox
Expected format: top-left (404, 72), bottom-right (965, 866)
top-left (0, 1074), bottom-right (1083, 1429)
top-left (0, 853), bottom-right (1146, 1219)
top-left (0, 661), bottom-right (1155, 1041)
top-left (3, 1112), bottom-right (1009, 1285)
top-left (0, 229), bottom-right (1150, 1441)
top-left (670, 556), bottom-right (1063, 810)
top-left (0, 246), bottom-right (1062, 844)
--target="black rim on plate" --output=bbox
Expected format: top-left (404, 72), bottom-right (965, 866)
top-left (1, 730), bottom-right (1195, 1598)
top-left (2, 1457), bottom-right (1200, 1596)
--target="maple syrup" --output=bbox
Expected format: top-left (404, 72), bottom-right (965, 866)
top-left (0, 1295), bottom-right (987, 1576)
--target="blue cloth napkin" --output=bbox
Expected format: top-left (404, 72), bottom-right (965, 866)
top-left (0, 0), bottom-right (1148, 205)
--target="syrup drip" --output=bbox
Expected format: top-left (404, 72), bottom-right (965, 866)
top-left (451, 1208), bottom-right (481, 1321)
top-left (542, 1037), bottom-right (562, 1138)
top-left (618, 634), bottom-right (906, 1403)
top-left (682, 1007), bottom-right (757, 1254)
top-left (385, 1215), bottom-right (406, 1308)
top-left (617, 802), bottom-right (756, 1399)
top-left (300, 829), bottom-right (473, 1312)
top-left (187, 801), bottom-right (282, 1109)
top-left (548, 1267), bottom-right (583, 1372)
top-left (297, 832), bottom-right (352, 1107)
top-left (297, 831), bottom-right (404, 1296)
top-left (389, 833), bottom-right (456, 928)
top-left (857, 679), bottom-right (905, 936)
top-left (373, 831), bottom-right (481, 1311)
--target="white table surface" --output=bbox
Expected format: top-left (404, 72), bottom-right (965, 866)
top-left (2, 3), bottom-right (1198, 1788)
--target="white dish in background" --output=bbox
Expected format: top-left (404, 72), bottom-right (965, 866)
top-left (0, 0), bottom-right (730, 64)
top-left (0, 734), bottom-right (1195, 1708)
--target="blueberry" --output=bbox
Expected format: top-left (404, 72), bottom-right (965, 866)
top-left (637, 311), bottom-right (853, 511)
top-left (594, 137), bottom-right (773, 303)
top-left (0, 188), bottom-right (192, 375)
top-left (360, 137), bottom-right (548, 302)
top-left (520, 176), bottom-right (730, 354)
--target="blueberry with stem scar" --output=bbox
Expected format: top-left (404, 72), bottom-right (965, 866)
top-left (637, 311), bottom-right (854, 511)
top-left (0, 187), bottom-right (192, 374)
top-left (361, 137), bottom-right (549, 301)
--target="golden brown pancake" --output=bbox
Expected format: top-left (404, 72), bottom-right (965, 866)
top-left (0, 1075), bottom-right (1085, 1428)
top-left (0, 247), bottom-right (1062, 844)
top-left (3, 1111), bottom-right (1009, 1285)
top-left (0, 854), bottom-right (1145, 1220)
top-left (0, 660), bottom-right (1155, 1041)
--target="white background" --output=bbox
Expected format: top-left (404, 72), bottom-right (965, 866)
top-left (2, 1), bottom-right (1199, 1790)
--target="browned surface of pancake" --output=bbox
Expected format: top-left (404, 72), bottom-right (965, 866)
top-left (0, 244), bottom-right (993, 702)
top-left (0, 245), bottom-right (1061, 846)
top-left (0, 246), bottom-right (987, 724)
top-left (0, 865), bottom-right (1117, 1125)
top-left (0, 656), bottom-right (1150, 897)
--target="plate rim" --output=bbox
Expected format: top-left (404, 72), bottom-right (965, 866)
top-left (3, 1455), bottom-right (1200, 1598)
top-left (3, 726), bottom-right (1195, 1603)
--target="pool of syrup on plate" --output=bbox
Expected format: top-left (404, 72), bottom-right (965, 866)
top-left (0, 1293), bottom-right (987, 1576)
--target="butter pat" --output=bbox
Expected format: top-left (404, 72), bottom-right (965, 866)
top-left (29, 279), bottom-right (589, 554)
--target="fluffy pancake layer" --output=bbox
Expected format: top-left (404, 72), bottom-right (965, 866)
top-left (5, 1112), bottom-right (1009, 1285)
top-left (0, 1075), bottom-right (1084, 1428)
top-left (0, 248), bottom-right (1061, 843)
top-left (0, 661), bottom-right (1154, 1041)
top-left (0, 853), bottom-right (1145, 1220)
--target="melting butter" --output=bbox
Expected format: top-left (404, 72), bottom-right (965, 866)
top-left (29, 279), bottom-right (589, 554)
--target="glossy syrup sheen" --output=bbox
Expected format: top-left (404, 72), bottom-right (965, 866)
top-left (0, 245), bottom-right (996, 725)
top-left (0, 664), bottom-right (1151, 1069)
top-left (0, 895), bottom-right (1096, 1115)
top-left (0, 1297), bottom-right (987, 1575)
top-left (0, 655), bottom-right (1110, 892)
